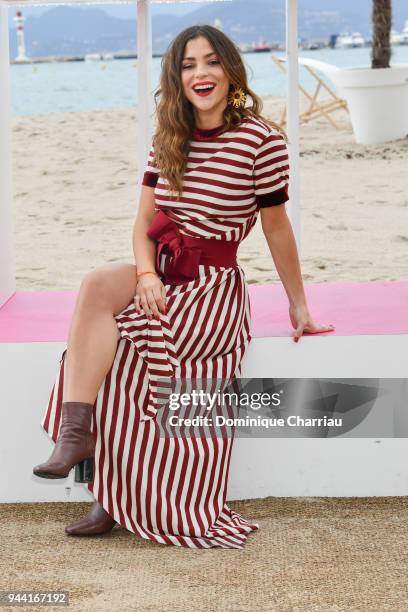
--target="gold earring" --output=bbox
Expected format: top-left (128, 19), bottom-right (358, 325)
top-left (227, 86), bottom-right (247, 109)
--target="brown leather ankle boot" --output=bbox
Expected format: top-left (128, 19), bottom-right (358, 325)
top-left (65, 501), bottom-right (117, 536)
top-left (33, 401), bottom-right (95, 479)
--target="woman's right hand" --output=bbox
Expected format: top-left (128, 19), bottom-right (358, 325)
top-left (134, 273), bottom-right (167, 319)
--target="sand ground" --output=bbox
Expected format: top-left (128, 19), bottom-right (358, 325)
top-left (1, 497), bottom-right (408, 611)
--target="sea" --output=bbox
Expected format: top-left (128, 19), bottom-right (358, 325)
top-left (10, 45), bottom-right (408, 116)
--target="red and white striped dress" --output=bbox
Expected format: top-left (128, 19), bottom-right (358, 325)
top-left (41, 115), bottom-right (289, 549)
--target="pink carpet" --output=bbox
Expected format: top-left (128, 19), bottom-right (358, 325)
top-left (0, 280), bottom-right (407, 342)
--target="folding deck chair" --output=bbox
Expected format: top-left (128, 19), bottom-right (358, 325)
top-left (270, 55), bottom-right (349, 130)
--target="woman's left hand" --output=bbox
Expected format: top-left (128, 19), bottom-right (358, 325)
top-left (289, 303), bottom-right (335, 343)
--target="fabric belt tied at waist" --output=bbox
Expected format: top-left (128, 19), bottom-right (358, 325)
top-left (146, 210), bottom-right (239, 284)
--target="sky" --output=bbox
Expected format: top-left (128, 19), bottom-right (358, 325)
top-left (6, 0), bottom-right (408, 29)
top-left (6, 1), bottom-right (207, 25)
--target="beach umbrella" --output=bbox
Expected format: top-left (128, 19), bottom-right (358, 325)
top-left (0, 0), bottom-right (300, 305)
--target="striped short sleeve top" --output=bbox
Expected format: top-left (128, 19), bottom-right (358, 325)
top-left (141, 115), bottom-right (290, 242)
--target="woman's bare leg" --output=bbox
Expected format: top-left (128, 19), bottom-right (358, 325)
top-left (62, 263), bottom-right (138, 404)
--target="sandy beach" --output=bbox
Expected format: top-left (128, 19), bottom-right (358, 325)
top-left (11, 95), bottom-right (408, 290)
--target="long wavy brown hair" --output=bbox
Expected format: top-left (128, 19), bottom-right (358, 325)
top-left (152, 24), bottom-right (288, 201)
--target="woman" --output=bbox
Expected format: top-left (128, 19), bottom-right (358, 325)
top-left (33, 25), bottom-right (334, 549)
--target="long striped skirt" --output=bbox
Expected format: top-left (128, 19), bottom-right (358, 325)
top-left (41, 257), bottom-right (259, 548)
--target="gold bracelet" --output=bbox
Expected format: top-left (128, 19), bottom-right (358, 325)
top-left (136, 271), bottom-right (158, 280)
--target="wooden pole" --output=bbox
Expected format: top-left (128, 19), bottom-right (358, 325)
top-left (286, 0), bottom-right (301, 254)
top-left (0, 5), bottom-right (16, 307)
top-left (136, 0), bottom-right (153, 208)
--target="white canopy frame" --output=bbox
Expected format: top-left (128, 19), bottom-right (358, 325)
top-left (0, 0), bottom-right (300, 307)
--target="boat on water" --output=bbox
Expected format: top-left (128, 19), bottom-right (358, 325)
top-left (391, 20), bottom-right (408, 45)
top-left (335, 32), bottom-right (366, 49)
top-left (301, 41), bottom-right (326, 50)
top-left (253, 40), bottom-right (273, 53)
top-left (84, 53), bottom-right (114, 62)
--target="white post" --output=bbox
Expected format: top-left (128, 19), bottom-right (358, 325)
top-left (136, 0), bottom-right (153, 208)
top-left (286, 0), bottom-right (301, 253)
top-left (0, 5), bottom-right (16, 307)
